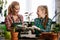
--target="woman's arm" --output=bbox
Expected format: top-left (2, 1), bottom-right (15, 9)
top-left (34, 18), bottom-right (52, 32)
top-left (34, 18), bottom-right (42, 31)
top-left (18, 15), bottom-right (24, 27)
top-left (5, 16), bottom-right (12, 31)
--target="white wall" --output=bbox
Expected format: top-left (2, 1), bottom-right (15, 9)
top-left (0, 0), bottom-right (55, 23)
top-left (26, 0), bottom-right (55, 21)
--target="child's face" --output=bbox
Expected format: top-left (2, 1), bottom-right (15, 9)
top-left (14, 5), bottom-right (20, 14)
top-left (37, 8), bottom-right (47, 18)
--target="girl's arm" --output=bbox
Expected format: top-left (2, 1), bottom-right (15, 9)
top-left (5, 16), bottom-right (12, 31)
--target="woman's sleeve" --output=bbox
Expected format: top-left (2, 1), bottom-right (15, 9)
top-left (34, 19), bottom-right (51, 32)
top-left (21, 15), bottom-right (24, 23)
top-left (19, 15), bottom-right (24, 27)
top-left (34, 18), bottom-right (39, 27)
top-left (34, 18), bottom-right (47, 32)
top-left (5, 16), bottom-right (11, 30)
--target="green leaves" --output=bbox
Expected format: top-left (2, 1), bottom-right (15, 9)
top-left (53, 24), bottom-right (60, 33)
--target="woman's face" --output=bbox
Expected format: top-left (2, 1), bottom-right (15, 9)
top-left (37, 7), bottom-right (47, 18)
top-left (13, 5), bottom-right (20, 14)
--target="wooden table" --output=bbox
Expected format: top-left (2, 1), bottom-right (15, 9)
top-left (38, 32), bottom-right (58, 40)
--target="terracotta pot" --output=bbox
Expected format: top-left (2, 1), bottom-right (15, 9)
top-left (11, 32), bottom-right (18, 40)
top-left (12, 38), bottom-right (18, 40)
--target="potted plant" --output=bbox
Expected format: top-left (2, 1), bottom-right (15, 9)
top-left (53, 24), bottom-right (60, 33)
top-left (52, 24), bottom-right (60, 40)
top-left (11, 23), bottom-right (19, 40)
top-left (25, 12), bottom-right (33, 27)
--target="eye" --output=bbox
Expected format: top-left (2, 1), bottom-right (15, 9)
top-left (14, 6), bottom-right (20, 10)
top-left (37, 10), bottom-right (39, 12)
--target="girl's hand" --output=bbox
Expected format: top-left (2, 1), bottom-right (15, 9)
top-left (32, 25), bottom-right (40, 30)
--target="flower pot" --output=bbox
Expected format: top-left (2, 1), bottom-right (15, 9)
top-left (12, 38), bottom-right (18, 40)
top-left (11, 32), bottom-right (18, 40)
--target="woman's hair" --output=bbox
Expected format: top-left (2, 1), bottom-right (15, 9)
top-left (8, 1), bottom-right (19, 15)
top-left (37, 5), bottom-right (48, 29)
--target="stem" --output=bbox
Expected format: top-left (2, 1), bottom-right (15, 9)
top-left (13, 27), bottom-right (15, 32)
top-left (28, 16), bottom-right (30, 24)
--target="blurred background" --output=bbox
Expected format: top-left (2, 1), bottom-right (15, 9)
top-left (0, 0), bottom-right (56, 23)
top-left (0, 0), bottom-right (60, 40)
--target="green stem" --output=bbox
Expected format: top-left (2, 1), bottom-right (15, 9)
top-left (13, 27), bottom-right (15, 32)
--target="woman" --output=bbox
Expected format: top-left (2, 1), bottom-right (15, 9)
top-left (34, 5), bottom-right (52, 37)
top-left (5, 1), bottom-right (23, 38)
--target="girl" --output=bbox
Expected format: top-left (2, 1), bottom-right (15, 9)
top-left (34, 5), bottom-right (52, 37)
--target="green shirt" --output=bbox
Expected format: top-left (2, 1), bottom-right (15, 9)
top-left (34, 18), bottom-right (52, 35)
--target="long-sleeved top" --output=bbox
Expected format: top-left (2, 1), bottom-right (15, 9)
top-left (5, 14), bottom-right (23, 31)
top-left (34, 18), bottom-right (52, 35)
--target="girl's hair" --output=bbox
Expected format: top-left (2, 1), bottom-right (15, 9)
top-left (8, 1), bottom-right (19, 15)
top-left (37, 5), bottom-right (48, 29)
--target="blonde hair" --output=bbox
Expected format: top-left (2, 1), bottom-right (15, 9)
top-left (8, 1), bottom-right (19, 15)
top-left (37, 5), bottom-right (48, 29)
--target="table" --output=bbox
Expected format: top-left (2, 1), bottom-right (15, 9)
top-left (38, 32), bottom-right (58, 40)
top-left (58, 32), bottom-right (60, 40)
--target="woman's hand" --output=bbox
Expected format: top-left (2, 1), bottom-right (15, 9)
top-left (32, 25), bottom-right (40, 30)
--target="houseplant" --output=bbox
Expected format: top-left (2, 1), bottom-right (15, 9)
top-left (25, 12), bottom-right (33, 27)
top-left (11, 23), bottom-right (22, 40)
top-left (52, 24), bottom-right (60, 40)
top-left (11, 22), bottom-right (22, 40)
top-left (53, 24), bottom-right (60, 33)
